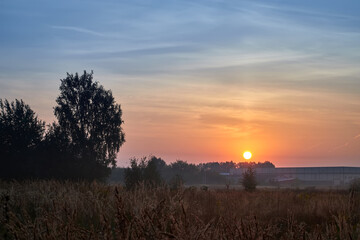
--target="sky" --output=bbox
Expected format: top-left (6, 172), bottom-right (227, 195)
top-left (1, 0), bottom-right (360, 167)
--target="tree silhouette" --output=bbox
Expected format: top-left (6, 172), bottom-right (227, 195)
top-left (0, 99), bottom-right (45, 179)
top-left (170, 160), bottom-right (201, 184)
top-left (54, 71), bottom-right (125, 180)
top-left (143, 157), bottom-right (163, 187)
top-left (241, 166), bottom-right (257, 192)
top-left (124, 157), bottom-right (144, 190)
top-left (124, 156), bottom-right (164, 190)
top-left (40, 122), bottom-right (77, 179)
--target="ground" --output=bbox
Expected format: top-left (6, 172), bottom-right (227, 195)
top-left (0, 181), bottom-right (359, 239)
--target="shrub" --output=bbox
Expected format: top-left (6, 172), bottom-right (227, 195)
top-left (241, 166), bottom-right (257, 192)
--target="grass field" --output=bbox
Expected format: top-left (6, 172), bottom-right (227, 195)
top-left (1, 181), bottom-right (359, 239)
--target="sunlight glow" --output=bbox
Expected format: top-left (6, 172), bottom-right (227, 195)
top-left (243, 151), bottom-right (252, 160)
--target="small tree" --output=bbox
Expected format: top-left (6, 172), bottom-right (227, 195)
top-left (124, 158), bottom-right (144, 190)
top-left (143, 157), bottom-right (163, 187)
top-left (124, 156), bottom-right (163, 190)
top-left (241, 166), bottom-right (257, 192)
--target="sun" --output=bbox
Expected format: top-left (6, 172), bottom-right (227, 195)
top-left (243, 151), bottom-right (252, 160)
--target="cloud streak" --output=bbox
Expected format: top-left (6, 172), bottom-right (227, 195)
top-left (51, 25), bottom-right (106, 37)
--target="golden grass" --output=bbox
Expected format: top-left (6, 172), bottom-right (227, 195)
top-left (1, 181), bottom-right (359, 239)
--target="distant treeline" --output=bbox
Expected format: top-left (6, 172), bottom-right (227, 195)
top-left (110, 156), bottom-right (274, 188)
top-left (0, 71), bottom-right (125, 181)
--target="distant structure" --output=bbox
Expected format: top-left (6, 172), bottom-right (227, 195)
top-left (230, 167), bottom-right (360, 187)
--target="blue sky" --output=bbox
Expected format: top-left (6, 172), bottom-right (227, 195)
top-left (1, 0), bottom-right (360, 166)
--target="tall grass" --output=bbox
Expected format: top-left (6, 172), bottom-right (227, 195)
top-left (1, 181), bottom-right (359, 239)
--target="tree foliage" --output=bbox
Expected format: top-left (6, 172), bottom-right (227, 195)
top-left (124, 156), bottom-right (163, 190)
top-left (0, 99), bottom-right (45, 179)
top-left (54, 71), bottom-right (125, 179)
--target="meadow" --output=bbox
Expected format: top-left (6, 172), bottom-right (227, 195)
top-left (1, 181), bottom-right (359, 240)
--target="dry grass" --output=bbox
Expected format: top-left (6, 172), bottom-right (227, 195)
top-left (1, 181), bottom-right (360, 239)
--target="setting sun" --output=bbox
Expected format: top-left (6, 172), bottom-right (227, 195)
top-left (243, 151), bottom-right (252, 160)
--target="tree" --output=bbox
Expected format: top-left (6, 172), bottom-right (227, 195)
top-left (257, 161), bottom-right (275, 168)
top-left (54, 71), bottom-right (125, 180)
top-left (124, 156), bottom-right (163, 190)
top-left (41, 122), bottom-right (77, 179)
top-left (241, 166), bottom-right (257, 192)
top-left (124, 158), bottom-right (144, 190)
top-left (170, 160), bottom-right (201, 184)
top-left (143, 157), bottom-right (163, 186)
top-left (0, 99), bottom-right (45, 179)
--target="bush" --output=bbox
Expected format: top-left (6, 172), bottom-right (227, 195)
top-left (349, 178), bottom-right (360, 192)
top-left (241, 166), bottom-right (257, 192)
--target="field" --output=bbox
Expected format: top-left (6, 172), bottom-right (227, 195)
top-left (1, 181), bottom-right (359, 239)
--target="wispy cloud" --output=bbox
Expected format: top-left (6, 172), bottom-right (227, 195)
top-left (182, 51), bottom-right (318, 71)
top-left (331, 142), bottom-right (350, 152)
top-left (254, 3), bottom-right (360, 21)
top-left (51, 25), bottom-right (106, 37)
top-left (69, 45), bottom-right (200, 59)
top-left (331, 133), bottom-right (360, 152)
